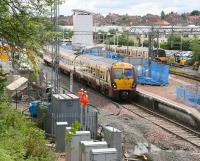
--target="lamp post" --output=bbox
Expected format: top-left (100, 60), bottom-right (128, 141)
top-left (97, 32), bottom-right (101, 44)
top-left (116, 33), bottom-right (121, 46)
top-left (69, 53), bottom-right (81, 92)
top-left (107, 32), bottom-right (111, 51)
top-left (126, 30), bottom-right (129, 55)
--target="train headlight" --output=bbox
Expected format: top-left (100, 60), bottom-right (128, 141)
top-left (112, 82), bottom-right (117, 89)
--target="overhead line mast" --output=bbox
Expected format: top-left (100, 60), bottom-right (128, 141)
top-left (51, 0), bottom-right (60, 94)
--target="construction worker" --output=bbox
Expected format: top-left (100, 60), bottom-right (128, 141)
top-left (82, 91), bottom-right (89, 108)
top-left (77, 88), bottom-right (84, 106)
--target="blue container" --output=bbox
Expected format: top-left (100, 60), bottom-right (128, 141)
top-left (29, 101), bottom-right (40, 117)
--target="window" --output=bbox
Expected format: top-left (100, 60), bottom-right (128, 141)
top-left (124, 69), bottom-right (133, 78)
top-left (113, 68), bottom-right (133, 79)
top-left (113, 68), bottom-right (123, 79)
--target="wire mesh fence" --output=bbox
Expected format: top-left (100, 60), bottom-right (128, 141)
top-left (176, 85), bottom-right (200, 108)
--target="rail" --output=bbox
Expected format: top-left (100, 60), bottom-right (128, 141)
top-left (116, 101), bottom-right (200, 149)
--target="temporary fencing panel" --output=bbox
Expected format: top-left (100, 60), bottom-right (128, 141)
top-left (136, 60), bottom-right (169, 86)
top-left (176, 86), bottom-right (200, 108)
top-left (84, 49), bottom-right (123, 61)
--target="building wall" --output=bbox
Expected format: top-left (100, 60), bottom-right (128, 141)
top-left (72, 13), bottom-right (93, 47)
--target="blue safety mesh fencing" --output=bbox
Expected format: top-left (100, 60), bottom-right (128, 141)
top-left (84, 49), bottom-right (124, 61)
top-left (136, 60), bottom-right (169, 86)
top-left (176, 86), bottom-right (200, 108)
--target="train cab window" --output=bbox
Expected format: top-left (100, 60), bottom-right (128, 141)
top-left (124, 69), bottom-right (133, 78)
top-left (113, 68), bottom-right (123, 79)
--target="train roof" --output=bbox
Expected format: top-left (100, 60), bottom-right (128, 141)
top-left (60, 47), bottom-right (118, 69)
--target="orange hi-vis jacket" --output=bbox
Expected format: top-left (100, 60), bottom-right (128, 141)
top-left (78, 90), bottom-right (84, 105)
top-left (82, 94), bottom-right (89, 107)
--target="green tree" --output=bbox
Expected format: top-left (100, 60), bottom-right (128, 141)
top-left (0, 0), bottom-right (57, 81)
top-left (161, 11), bottom-right (166, 20)
top-left (192, 39), bottom-right (200, 61)
top-left (190, 10), bottom-right (200, 16)
top-left (64, 29), bottom-right (74, 40)
top-left (0, 0), bottom-right (54, 50)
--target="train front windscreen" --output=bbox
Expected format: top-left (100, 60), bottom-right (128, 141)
top-left (113, 68), bottom-right (133, 79)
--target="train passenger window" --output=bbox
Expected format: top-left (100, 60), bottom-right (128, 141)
top-left (92, 68), bottom-right (95, 76)
top-left (124, 69), bottom-right (133, 78)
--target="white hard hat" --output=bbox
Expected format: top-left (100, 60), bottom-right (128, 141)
top-left (84, 90), bottom-right (87, 93)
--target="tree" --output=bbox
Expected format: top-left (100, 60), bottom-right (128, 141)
top-left (0, 0), bottom-right (54, 50)
top-left (192, 39), bottom-right (200, 61)
top-left (0, 0), bottom-right (56, 81)
top-left (161, 11), bottom-right (166, 20)
top-left (190, 10), bottom-right (200, 16)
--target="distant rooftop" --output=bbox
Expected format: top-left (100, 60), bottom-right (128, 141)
top-left (72, 9), bottom-right (94, 15)
top-left (155, 20), bottom-right (170, 26)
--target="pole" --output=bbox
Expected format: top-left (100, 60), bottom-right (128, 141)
top-left (126, 31), bottom-right (129, 55)
top-left (117, 34), bottom-right (118, 46)
top-left (16, 90), bottom-right (17, 109)
top-left (69, 55), bottom-right (79, 92)
top-left (70, 71), bottom-right (73, 92)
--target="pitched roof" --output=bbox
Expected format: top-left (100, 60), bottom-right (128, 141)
top-left (154, 20), bottom-right (170, 26)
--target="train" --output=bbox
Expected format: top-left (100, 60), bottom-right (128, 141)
top-left (43, 47), bottom-right (137, 100)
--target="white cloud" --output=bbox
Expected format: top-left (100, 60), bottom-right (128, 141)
top-left (59, 0), bottom-right (200, 16)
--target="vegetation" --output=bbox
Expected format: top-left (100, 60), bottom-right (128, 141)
top-left (0, 1), bottom-right (58, 160)
top-left (190, 10), bottom-right (200, 16)
top-left (102, 31), bottom-right (140, 46)
top-left (159, 35), bottom-right (200, 52)
top-left (0, 0), bottom-right (57, 80)
top-left (192, 41), bottom-right (200, 61)
top-left (161, 11), bottom-right (166, 20)
top-left (65, 121), bottom-right (81, 142)
top-left (0, 0), bottom-right (54, 50)
top-left (0, 77), bottom-right (55, 161)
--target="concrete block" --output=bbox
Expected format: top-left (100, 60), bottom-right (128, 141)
top-left (55, 122), bottom-right (68, 152)
top-left (90, 148), bottom-right (117, 161)
top-left (103, 126), bottom-right (122, 161)
top-left (66, 131), bottom-right (91, 161)
top-left (79, 141), bottom-right (107, 161)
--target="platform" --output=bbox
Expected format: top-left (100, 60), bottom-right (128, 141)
top-left (137, 74), bottom-right (200, 122)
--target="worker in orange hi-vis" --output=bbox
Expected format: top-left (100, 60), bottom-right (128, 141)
top-left (78, 88), bottom-right (84, 127)
top-left (82, 91), bottom-right (89, 129)
top-left (78, 88), bottom-right (84, 105)
top-left (82, 91), bottom-right (89, 108)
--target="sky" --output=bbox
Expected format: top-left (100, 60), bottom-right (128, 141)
top-left (59, 0), bottom-right (200, 16)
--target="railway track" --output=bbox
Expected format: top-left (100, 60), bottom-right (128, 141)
top-left (170, 70), bottom-right (200, 82)
top-left (119, 102), bottom-right (200, 149)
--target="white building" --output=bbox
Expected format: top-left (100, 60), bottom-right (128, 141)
top-left (72, 9), bottom-right (94, 48)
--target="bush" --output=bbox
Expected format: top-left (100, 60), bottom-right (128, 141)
top-left (0, 98), bottom-right (56, 161)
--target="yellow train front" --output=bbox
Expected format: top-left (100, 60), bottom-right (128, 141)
top-left (109, 62), bottom-right (137, 100)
